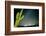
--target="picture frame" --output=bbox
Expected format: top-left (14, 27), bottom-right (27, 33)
top-left (5, 1), bottom-right (45, 35)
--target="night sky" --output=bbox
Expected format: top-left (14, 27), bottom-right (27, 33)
top-left (14, 8), bottom-right (39, 27)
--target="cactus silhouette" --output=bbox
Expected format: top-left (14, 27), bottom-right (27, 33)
top-left (14, 9), bottom-right (24, 27)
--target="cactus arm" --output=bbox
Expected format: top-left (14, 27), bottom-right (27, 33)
top-left (20, 15), bottom-right (24, 21)
top-left (20, 9), bottom-right (23, 17)
top-left (16, 12), bottom-right (19, 20)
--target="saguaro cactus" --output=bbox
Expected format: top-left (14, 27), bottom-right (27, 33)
top-left (14, 9), bottom-right (24, 27)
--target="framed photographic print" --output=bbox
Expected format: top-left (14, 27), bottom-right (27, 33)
top-left (5, 1), bottom-right (45, 35)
